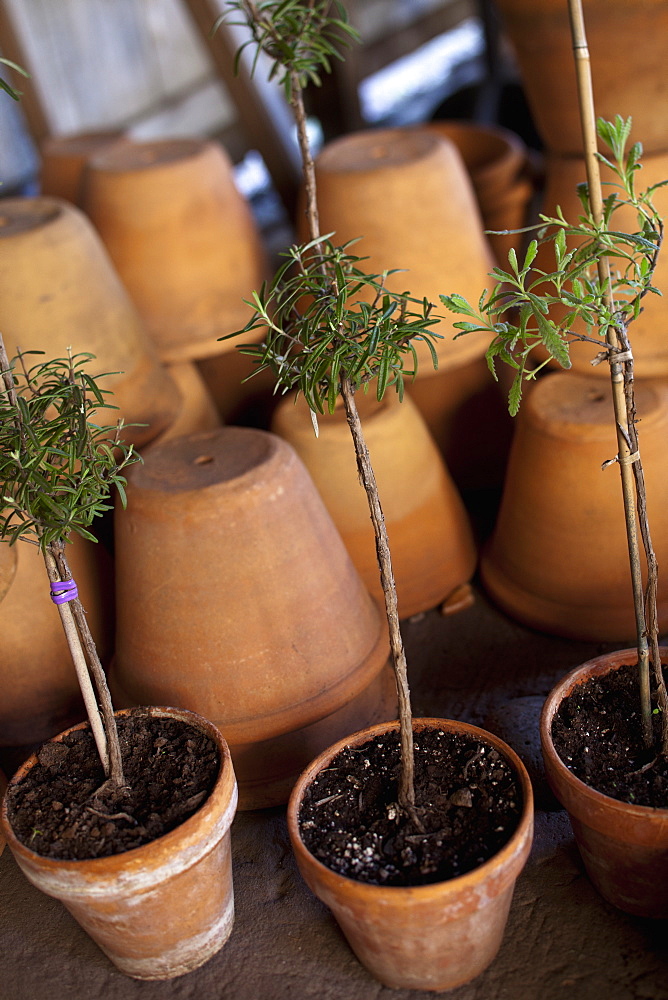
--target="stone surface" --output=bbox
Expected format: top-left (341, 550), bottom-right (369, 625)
top-left (1, 586), bottom-right (667, 998)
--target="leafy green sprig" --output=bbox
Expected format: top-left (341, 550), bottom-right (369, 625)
top-left (0, 347), bottom-right (139, 548)
top-left (214, 0), bottom-right (358, 98)
top-left (229, 237), bottom-right (441, 417)
top-left (0, 56), bottom-right (28, 101)
top-left (442, 116), bottom-right (664, 415)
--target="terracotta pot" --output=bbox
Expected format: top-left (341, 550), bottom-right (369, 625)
top-left (39, 131), bottom-right (128, 204)
top-left (271, 391), bottom-right (476, 618)
top-left (425, 121), bottom-right (528, 207)
top-left (0, 768), bottom-right (6, 857)
top-left (494, 0), bottom-right (668, 155)
top-left (406, 354), bottom-right (514, 492)
top-left (481, 372), bottom-right (668, 640)
top-left (83, 139), bottom-right (268, 363)
top-left (533, 152), bottom-right (668, 377)
top-left (111, 427), bottom-right (393, 809)
top-left (287, 718), bottom-right (534, 992)
top-left (142, 360), bottom-right (221, 453)
top-left (0, 197), bottom-right (179, 449)
top-left (197, 344), bottom-right (278, 426)
top-left (303, 128), bottom-right (496, 374)
top-left (0, 535), bottom-right (113, 746)
top-left (0, 543), bottom-right (17, 606)
top-left (0, 706), bottom-right (237, 979)
top-left (541, 648), bottom-right (668, 917)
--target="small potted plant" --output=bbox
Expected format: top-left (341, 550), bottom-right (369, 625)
top-left (443, 0), bottom-right (668, 918)
top-left (215, 2), bottom-right (533, 990)
top-left (0, 338), bottom-right (238, 978)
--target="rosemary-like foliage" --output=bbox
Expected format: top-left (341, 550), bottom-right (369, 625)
top-left (442, 117), bottom-right (664, 415)
top-left (231, 238), bottom-right (441, 418)
top-left (0, 346), bottom-right (138, 549)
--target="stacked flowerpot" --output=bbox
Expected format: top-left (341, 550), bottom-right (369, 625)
top-left (300, 126), bottom-right (513, 492)
top-left (0, 195), bottom-right (181, 747)
top-left (481, 372), bottom-right (668, 641)
top-left (271, 391), bottom-right (477, 618)
top-left (81, 137), bottom-right (277, 425)
top-left (111, 426), bottom-right (396, 809)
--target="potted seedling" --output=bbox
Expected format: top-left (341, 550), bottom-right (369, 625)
top-left (443, 0), bottom-right (668, 917)
top-left (214, 2), bottom-right (533, 990)
top-left (0, 338), bottom-right (238, 978)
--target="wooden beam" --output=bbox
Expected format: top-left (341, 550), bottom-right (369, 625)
top-left (181, 0), bottom-right (302, 214)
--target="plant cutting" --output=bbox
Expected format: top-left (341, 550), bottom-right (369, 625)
top-left (0, 338), bottom-right (238, 977)
top-left (443, 0), bottom-right (668, 916)
top-left (215, 2), bottom-right (533, 989)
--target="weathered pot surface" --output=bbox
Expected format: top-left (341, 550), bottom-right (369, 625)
top-left (0, 706), bottom-right (238, 979)
top-left (541, 648), bottom-right (668, 918)
top-left (287, 718), bottom-right (534, 992)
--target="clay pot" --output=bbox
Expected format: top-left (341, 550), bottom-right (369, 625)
top-left (142, 360), bottom-right (221, 453)
top-left (271, 391), bottom-right (477, 618)
top-left (541, 649), bottom-right (668, 918)
top-left (197, 345), bottom-right (278, 426)
top-left (1, 706), bottom-right (238, 979)
top-left (0, 768), bottom-right (6, 857)
top-left (494, 0), bottom-right (668, 155)
top-left (0, 535), bottom-right (113, 747)
top-left (83, 139), bottom-right (268, 363)
top-left (481, 372), bottom-right (668, 640)
top-left (406, 355), bottom-right (513, 492)
top-left (0, 543), bottom-right (17, 606)
top-left (0, 197), bottom-right (179, 449)
top-left (424, 121), bottom-right (534, 267)
top-left (533, 151), bottom-right (668, 377)
top-left (112, 427), bottom-right (394, 809)
top-left (39, 131), bottom-right (128, 204)
top-left (303, 128), bottom-right (496, 374)
top-left (287, 718), bottom-right (534, 992)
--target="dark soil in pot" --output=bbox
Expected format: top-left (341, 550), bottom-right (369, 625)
top-left (551, 660), bottom-right (668, 807)
top-left (298, 728), bottom-right (523, 886)
top-left (6, 710), bottom-right (220, 860)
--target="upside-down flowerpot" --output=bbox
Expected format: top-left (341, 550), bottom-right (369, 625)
top-left (271, 391), bottom-right (476, 618)
top-left (142, 360), bottom-right (221, 453)
top-left (494, 0), bottom-right (668, 155)
top-left (0, 534), bottom-right (113, 746)
top-left (533, 151), bottom-right (668, 377)
top-left (0, 197), bottom-right (179, 449)
top-left (1, 706), bottom-right (237, 979)
top-left (541, 649), bottom-right (668, 918)
top-left (303, 127), bottom-right (495, 374)
top-left (287, 718), bottom-right (534, 992)
top-left (39, 130), bottom-right (128, 204)
top-left (112, 427), bottom-right (394, 809)
top-left (424, 121), bottom-right (534, 267)
top-left (406, 354), bottom-right (514, 492)
top-left (481, 372), bottom-right (668, 640)
top-left (83, 138), bottom-right (268, 363)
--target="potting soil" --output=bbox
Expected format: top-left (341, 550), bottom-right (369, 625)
top-left (299, 727), bottom-right (523, 886)
top-left (6, 712), bottom-right (220, 859)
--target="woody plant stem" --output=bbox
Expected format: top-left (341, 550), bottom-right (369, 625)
top-left (568, 0), bottom-right (668, 752)
top-left (288, 67), bottom-right (417, 813)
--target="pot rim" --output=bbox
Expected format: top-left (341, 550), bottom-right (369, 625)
top-left (540, 646), bottom-right (668, 817)
top-left (287, 716), bottom-right (534, 899)
top-left (0, 705), bottom-right (238, 876)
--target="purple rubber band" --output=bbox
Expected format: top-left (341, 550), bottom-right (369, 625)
top-left (50, 578), bottom-right (79, 605)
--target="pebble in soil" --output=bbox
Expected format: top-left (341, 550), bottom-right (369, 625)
top-left (6, 711), bottom-right (220, 860)
top-left (299, 728), bottom-right (523, 887)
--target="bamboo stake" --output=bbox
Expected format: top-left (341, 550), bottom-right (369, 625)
top-left (567, 0), bottom-right (658, 746)
top-left (42, 545), bottom-right (111, 775)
